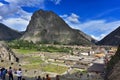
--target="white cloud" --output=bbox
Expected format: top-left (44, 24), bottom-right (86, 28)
top-left (67, 13), bottom-right (80, 24)
top-left (0, 16), bottom-right (2, 20)
top-left (60, 14), bottom-right (68, 18)
top-left (50, 0), bottom-right (61, 5)
top-left (0, 3), bottom-right (32, 31)
top-left (61, 13), bottom-right (80, 24)
top-left (0, 0), bottom-right (45, 18)
top-left (77, 20), bottom-right (120, 35)
top-left (0, 4), bottom-right (20, 18)
top-left (0, 0), bottom-right (62, 31)
top-left (0, 0), bottom-right (44, 31)
top-left (61, 13), bottom-right (120, 40)
top-left (93, 8), bottom-right (120, 19)
top-left (0, 2), bottom-right (4, 6)
top-left (17, 9), bottom-right (32, 20)
top-left (4, 0), bottom-right (45, 7)
top-left (1, 18), bottom-right (29, 31)
top-left (0, 0), bottom-right (61, 18)
top-left (91, 34), bottom-right (106, 40)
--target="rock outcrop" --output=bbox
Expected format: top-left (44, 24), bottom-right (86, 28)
top-left (97, 26), bottom-right (120, 46)
top-left (0, 42), bottom-right (18, 62)
top-left (21, 9), bottom-right (95, 45)
top-left (0, 23), bottom-right (22, 41)
top-left (105, 45), bottom-right (120, 80)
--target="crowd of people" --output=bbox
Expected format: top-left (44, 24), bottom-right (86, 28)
top-left (35, 74), bottom-right (60, 80)
top-left (0, 66), bottom-right (60, 80)
top-left (0, 66), bottom-right (23, 80)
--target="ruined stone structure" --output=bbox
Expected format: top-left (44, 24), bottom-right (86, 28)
top-left (0, 43), bottom-right (18, 62)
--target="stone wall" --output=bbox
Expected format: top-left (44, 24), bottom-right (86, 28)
top-left (0, 43), bottom-right (18, 62)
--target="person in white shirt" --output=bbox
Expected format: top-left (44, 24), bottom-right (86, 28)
top-left (16, 68), bottom-right (22, 80)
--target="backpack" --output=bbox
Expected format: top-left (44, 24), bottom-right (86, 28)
top-left (8, 70), bottom-right (12, 75)
top-left (3, 69), bottom-right (7, 75)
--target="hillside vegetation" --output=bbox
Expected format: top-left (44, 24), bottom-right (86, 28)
top-left (7, 40), bottom-right (73, 53)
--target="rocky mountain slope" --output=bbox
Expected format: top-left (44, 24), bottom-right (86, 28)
top-left (105, 45), bottom-right (120, 80)
top-left (21, 10), bottom-right (95, 45)
top-left (0, 23), bottom-right (22, 41)
top-left (0, 42), bottom-right (18, 62)
top-left (97, 26), bottom-right (120, 46)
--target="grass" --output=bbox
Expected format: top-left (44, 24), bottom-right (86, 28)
top-left (13, 49), bottom-right (38, 54)
top-left (24, 56), bottom-right (44, 64)
top-left (22, 63), bottom-right (68, 74)
top-left (70, 68), bottom-right (87, 74)
top-left (42, 64), bottom-right (68, 74)
top-left (22, 56), bottom-right (44, 70)
top-left (53, 61), bottom-right (65, 64)
top-left (22, 63), bottom-right (41, 70)
top-left (12, 47), bottom-right (69, 74)
top-left (21, 56), bottom-right (67, 74)
top-left (13, 46), bottom-right (72, 54)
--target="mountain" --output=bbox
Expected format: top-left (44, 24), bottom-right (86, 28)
top-left (0, 23), bottom-right (22, 41)
top-left (97, 26), bottom-right (120, 46)
top-left (21, 9), bottom-right (95, 45)
top-left (105, 45), bottom-right (120, 80)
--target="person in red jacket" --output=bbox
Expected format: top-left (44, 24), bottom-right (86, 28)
top-left (46, 74), bottom-right (51, 80)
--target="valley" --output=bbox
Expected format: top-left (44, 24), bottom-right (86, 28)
top-left (0, 43), bottom-right (117, 80)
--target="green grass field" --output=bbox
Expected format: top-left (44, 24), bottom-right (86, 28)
top-left (21, 56), bottom-right (68, 74)
top-left (42, 64), bottom-right (68, 74)
top-left (22, 63), bottom-right (68, 74)
top-left (13, 49), bottom-right (38, 54)
top-left (12, 47), bottom-right (69, 74)
top-left (24, 56), bottom-right (44, 64)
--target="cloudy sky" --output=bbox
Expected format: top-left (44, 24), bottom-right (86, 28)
top-left (0, 0), bottom-right (120, 40)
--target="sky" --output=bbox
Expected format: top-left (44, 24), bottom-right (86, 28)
top-left (0, 0), bottom-right (120, 40)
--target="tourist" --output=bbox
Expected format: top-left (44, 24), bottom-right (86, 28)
top-left (80, 73), bottom-right (83, 78)
top-left (16, 68), bottom-right (22, 80)
top-left (46, 74), bottom-right (51, 80)
top-left (22, 78), bottom-right (25, 80)
top-left (2, 67), bottom-right (7, 80)
top-left (0, 68), bottom-right (2, 79)
top-left (87, 73), bottom-right (90, 79)
top-left (56, 75), bottom-right (60, 80)
top-left (42, 77), bottom-right (45, 80)
top-left (36, 76), bottom-right (42, 80)
top-left (34, 76), bottom-right (37, 80)
top-left (8, 67), bottom-right (14, 80)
